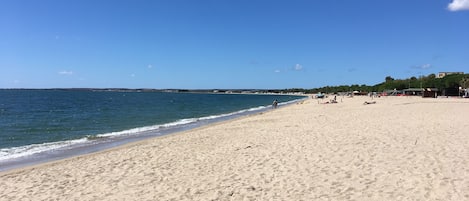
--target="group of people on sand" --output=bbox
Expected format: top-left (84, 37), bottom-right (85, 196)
top-left (312, 94), bottom-right (377, 105)
top-left (320, 95), bottom-right (339, 104)
top-left (273, 95), bottom-right (377, 108)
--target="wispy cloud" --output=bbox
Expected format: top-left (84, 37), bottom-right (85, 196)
top-left (130, 74), bottom-right (136, 77)
top-left (275, 64), bottom-right (303, 73)
top-left (448, 0), bottom-right (469, 11)
top-left (293, 64), bottom-right (303, 71)
top-left (147, 64), bottom-right (153, 69)
top-left (412, 64), bottom-right (432, 70)
top-left (58, 70), bottom-right (73, 75)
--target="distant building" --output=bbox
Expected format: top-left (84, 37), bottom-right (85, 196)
top-left (403, 88), bottom-right (424, 96)
top-left (422, 88), bottom-right (438, 98)
top-left (437, 72), bottom-right (464, 78)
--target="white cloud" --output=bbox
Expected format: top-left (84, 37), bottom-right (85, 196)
top-left (147, 64), bottom-right (153, 69)
top-left (58, 71), bottom-right (73, 75)
top-left (274, 69), bottom-right (281, 73)
top-left (293, 64), bottom-right (303, 71)
top-left (130, 74), bottom-right (136, 77)
top-left (412, 64), bottom-right (432, 70)
top-left (448, 0), bottom-right (469, 11)
top-left (421, 64), bottom-right (431, 69)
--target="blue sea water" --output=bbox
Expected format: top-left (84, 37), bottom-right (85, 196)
top-left (0, 89), bottom-right (303, 168)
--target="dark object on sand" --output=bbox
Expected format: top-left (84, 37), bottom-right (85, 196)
top-left (363, 101), bottom-right (376, 105)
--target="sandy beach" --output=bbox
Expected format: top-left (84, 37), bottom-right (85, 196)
top-left (1, 96), bottom-right (468, 200)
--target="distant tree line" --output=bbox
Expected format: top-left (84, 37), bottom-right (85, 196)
top-left (281, 73), bottom-right (469, 94)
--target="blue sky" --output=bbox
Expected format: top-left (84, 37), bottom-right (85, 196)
top-left (1, 0), bottom-right (468, 89)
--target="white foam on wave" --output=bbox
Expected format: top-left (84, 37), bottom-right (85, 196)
top-left (279, 99), bottom-right (303, 106)
top-left (97, 105), bottom-right (270, 138)
top-left (0, 138), bottom-right (88, 161)
top-left (95, 118), bottom-right (199, 138)
top-left (200, 105), bottom-right (268, 120)
top-left (0, 101), bottom-right (300, 162)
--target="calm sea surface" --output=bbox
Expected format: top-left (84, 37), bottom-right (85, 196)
top-left (0, 89), bottom-right (303, 164)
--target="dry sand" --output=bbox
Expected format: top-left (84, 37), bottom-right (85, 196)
top-left (1, 96), bottom-right (468, 201)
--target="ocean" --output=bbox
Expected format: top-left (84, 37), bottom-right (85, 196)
top-left (0, 89), bottom-right (304, 170)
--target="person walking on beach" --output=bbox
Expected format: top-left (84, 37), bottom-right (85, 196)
top-left (272, 99), bottom-right (278, 109)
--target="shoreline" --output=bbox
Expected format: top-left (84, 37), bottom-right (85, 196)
top-left (1, 96), bottom-right (468, 200)
top-left (0, 105), bottom-right (280, 174)
top-left (0, 97), bottom-right (306, 172)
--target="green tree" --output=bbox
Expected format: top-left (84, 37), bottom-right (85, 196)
top-left (385, 76), bottom-right (394, 83)
top-left (460, 77), bottom-right (469, 89)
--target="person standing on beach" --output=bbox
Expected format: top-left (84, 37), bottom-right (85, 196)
top-left (272, 99), bottom-right (278, 109)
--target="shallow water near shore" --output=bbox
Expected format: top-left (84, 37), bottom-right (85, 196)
top-left (0, 89), bottom-right (304, 171)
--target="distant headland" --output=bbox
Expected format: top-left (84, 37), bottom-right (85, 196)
top-left (2, 72), bottom-right (467, 96)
